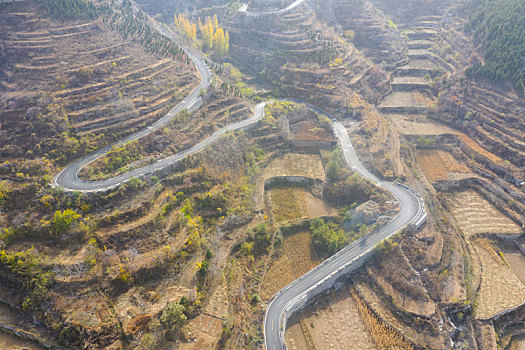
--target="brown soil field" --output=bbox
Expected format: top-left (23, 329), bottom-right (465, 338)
top-left (458, 134), bottom-right (504, 164)
top-left (286, 289), bottom-right (377, 350)
top-left (499, 242), bottom-right (525, 286)
top-left (269, 187), bottom-right (309, 224)
top-left (449, 190), bottom-right (523, 238)
top-left (180, 314), bottom-right (224, 350)
top-left (389, 115), bottom-right (458, 135)
top-left (262, 153), bottom-right (326, 182)
top-left (472, 238), bottom-right (525, 320)
top-left (379, 91), bottom-right (434, 109)
top-left (261, 231), bottom-right (319, 300)
top-left (417, 149), bottom-right (472, 182)
top-left (304, 191), bottom-right (338, 218)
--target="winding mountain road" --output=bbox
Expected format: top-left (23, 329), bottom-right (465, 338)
top-left (53, 17), bottom-right (425, 350)
top-left (238, 0), bottom-right (305, 16)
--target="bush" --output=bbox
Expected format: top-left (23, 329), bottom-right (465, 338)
top-left (309, 218), bottom-right (345, 255)
top-left (0, 247), bottom-right (53, 310)
top-left (160, 302), bottom-right (187, 329)
top-left (252, 222), bottom-right (271, 254)
top-left (51, 209), bottom-right (80, 234)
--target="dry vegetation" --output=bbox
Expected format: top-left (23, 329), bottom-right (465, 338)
top-left (303, 191), bottom-right (338, 219)
top-left (458, 134), bottom-right (504, 164)
top-left (256, 152), bottom-right (326, 210)
top-left (261, 231), bottom-right (319, 299)
top-left (417, 149), bottom-right (472, 182)
top-left (286, 289), bottom-right (377, 350)
top-left (354, 280), bottom-right (446, 349)
top-left (269, 187), bottom-right (338, 225)
top-left (351, 289), bottom-right (414, 350)
top-left (448, 190), bottom-right (522, 237)
top-left (0, 0), bottom-right (198, 168)
top-left (379, 91), bottom-right (434, 111)
top-left (261, 153), bottom-right (326, 182)
top-left (389, 115), bottom-right (458, 136)
top-left (79, 88), bottom-right (253, 180)
top-left (472, 238), bottom-right (525, 320)
top-left (269, 187), bottom-right (308, 224)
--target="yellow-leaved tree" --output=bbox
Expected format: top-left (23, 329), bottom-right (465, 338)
top-left (213, 28), bottom-right (229, 56)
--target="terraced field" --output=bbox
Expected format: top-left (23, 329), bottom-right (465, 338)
top-left (417, 149), bottom-right (473, 182)
top-left (443, 78), bottom-right (525, 170)
top-left (261, 231), bottom-right (319, 300)
top-left (286, 289), bottom-right (378, 350)
top-left (79, 89), bottom-right (253, 180)
top-left (473, 239), bottom-right (525, 320)
top-left (448, 190), bottom-right (522, 238)
top-left (0, 1), bottom-right (198, 142)
top-left (225, 3), bottom-right (374, 111)
top-left (331, 0), bottom-right (404, 65)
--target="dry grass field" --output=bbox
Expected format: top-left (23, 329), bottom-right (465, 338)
top-left (261, 231), bottom-right (319, 300)
top-left (262, 153), bottom-right (326, 182)
top-left (389, 116), bottom-right (458, 135)
top-left (449, 190), bottom-right (522, 238)
top-left (417, 149), bottom-right (472, 182)
top-left (458, 134), bottom-right (504, 164)
top-left (355, 281), bottom-right (446, 349)
top-left (286, 289), bottom-right (377, 350)
top-left (303, 191), bottom-right (338, 218)
top-left (379, 91), bottom-right (434, 109)
top-left (352, 289), bottom-right (414, 350)
top-left (255, 153), bottom-right (326, 211)
top-left (270, 187), bottom-right (338, 224)
top-left (180, 314), bottom-right (224, 350)
top-left (499, 241), bottom-right (525, 285)
top-left (269, 187), bottom-right (309, 224)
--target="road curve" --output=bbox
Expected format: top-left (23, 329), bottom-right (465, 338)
top-left (52, 18), bottom-right (426, 350)
top-left (238, 0), bottom-right (305, 16)
top-left (53, 23), bottom-right (212, 191)
top-left (263, 101), bottom-right (425, 350)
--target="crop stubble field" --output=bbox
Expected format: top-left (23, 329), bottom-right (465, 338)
top-left (448, 190), bottom-right (522, 237)
top-left (261, 231), bottom-right (319, 300)
top-left (286, 289), bottom-right (377, 350)
top-left (472, 239), bottom-right (525, 320)
top-left (417, 149), bottom-right (473, 182)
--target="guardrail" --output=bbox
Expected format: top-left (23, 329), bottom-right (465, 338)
top-left (264, 103), bottom-right (428, 349)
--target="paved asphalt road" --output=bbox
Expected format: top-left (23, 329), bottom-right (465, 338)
top-left (239, 0), bottom-right (305, 16)
top-left (263, 102), bottom-right (424, 350)
top-left (53, 24), bottom-right (212, 191)
top-left (53, 18), bottom-right (425, 350)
